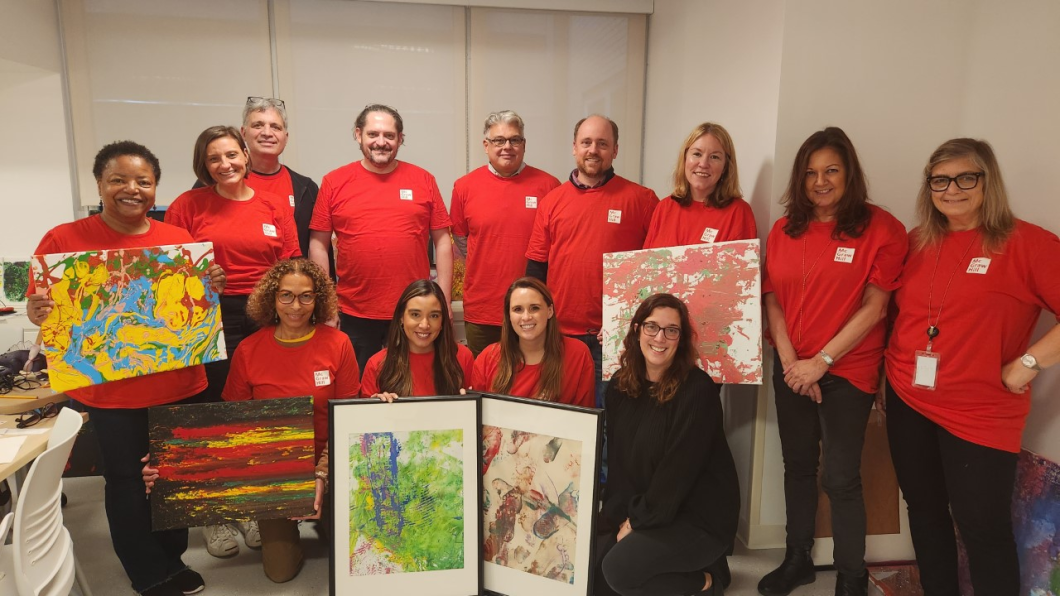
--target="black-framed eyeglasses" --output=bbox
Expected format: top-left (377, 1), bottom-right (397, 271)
top-left (277, 291), bottom-right (316, 305)
top-left (640, 322), bottom-right (681, 340)
top-left (928, 172), bottom-right (983, 192)
top-left (246, 96), bottom-right (285, 109)
top-left (16, 402), bottom-right (59, 429)
top-left (486, 136), bottom-right (526, 148)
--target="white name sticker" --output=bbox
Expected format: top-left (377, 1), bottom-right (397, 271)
top-left (834, 247), bottom-right (856, 263)
top-left (700, 227), bottom-right (719, 243)
top-left (314, 370), bottom-right (331, 387)
top-left (399, 189), bottom-right (413, 201)
top-left (525, 196), bottom-right (538, 209)
top-left (289, 195), bottom-right (295, 207)
top-left (262, 223), bottom-right (277, 237)
top-left (607, 209), bottom-right (622, 224)
top-left (967, 258), bottom-right (991, 274)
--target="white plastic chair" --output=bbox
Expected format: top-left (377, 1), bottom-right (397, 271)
top-left (0, 408), bottom-right (93, 596)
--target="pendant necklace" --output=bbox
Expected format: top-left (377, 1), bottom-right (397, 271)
top-left (796, 234), bottom-right (834, 344)
top-left (925, 231), bottom-right (979, 350)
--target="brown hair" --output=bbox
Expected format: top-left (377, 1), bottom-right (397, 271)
top-left (612, 294), bottom-right (698, 404)
top-left (245, 258), bottom-right (337, 328)
top-left (492, 278), bottom-right (563, 401)
top-left (671, 122), bottom-right (742, 209)
top-left (781, 126), bottom-right (872, 240)
top-left (192, 125), bottom-right (252, 186)
top-left (913, 138), bottom-right (1015, 254)
top-left (378, 280), bottom-right (463, 396)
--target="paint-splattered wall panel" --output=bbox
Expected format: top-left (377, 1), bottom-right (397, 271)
top-left (148, 397), bottom-right (316, 530)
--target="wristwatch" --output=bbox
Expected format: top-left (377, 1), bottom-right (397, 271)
top-left (818, 350), bottom-right (835, 367)
top-left (1020, 353), bottom-right (1041, 371)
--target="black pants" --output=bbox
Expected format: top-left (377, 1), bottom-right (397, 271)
top-left (201, 294), bottom-right (257, 403)
top-left (773, 361), bottom-right (874, 576)
top-left (885, 386), bottom-right (1019, 596)
top-left (339, 312), bottom-right (389, 377)
top-left (596, 523), bottom-right (726, 596)
top-left (85, 393), bottom-right (203, 592)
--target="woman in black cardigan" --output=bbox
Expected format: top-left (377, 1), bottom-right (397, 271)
top-left (599, 293), bottom-right (740, 596)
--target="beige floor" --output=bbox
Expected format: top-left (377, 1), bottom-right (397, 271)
top-left (63, 476), bottom-right (880, 595)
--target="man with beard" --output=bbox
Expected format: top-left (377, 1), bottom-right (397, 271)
top-left (309, 104), bottom-right (453, 373)
top-left (525, 114), bottom-right (658, 406)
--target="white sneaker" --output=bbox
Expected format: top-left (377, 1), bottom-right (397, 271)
top-left (202, 524), bottom-right (239, 557)
top-left (239, 520), bottom-right (262, 549)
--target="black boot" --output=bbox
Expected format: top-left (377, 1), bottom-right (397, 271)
top-left (705, 557), bottom-right (732, 589)
top-left (757, 546), bottom-right (815, 596)
top-left (834, 570), bottom-right (868, 596)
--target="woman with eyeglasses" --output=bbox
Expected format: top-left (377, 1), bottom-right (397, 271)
top-left (166, 125), bottom-right (300, 557)
top-left (597, 293), bottom-right (738, 596)
top-left (883, 139), bottom-right (1060, 596)
top-left (359, 279), bottom-right (475, 400)
top-left (145, 258), bottom-right (358, 583)
top-left (643, 122), bottom-right (756, 250)
top-left (28, 141), bottom-right (224, 596)
top-left (471, 277), bottom-right (594, 406)
top-left (760, 127), bottom-right (907, 596)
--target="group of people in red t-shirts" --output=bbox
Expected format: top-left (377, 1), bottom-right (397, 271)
top-left (25, 98), bottom-right (1060, 596)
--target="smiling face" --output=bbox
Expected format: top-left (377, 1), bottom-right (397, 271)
top-left (274, 272), bottom-right (316, 334)
top-left (241, 108), bottom-right (288, 163)
top-left (483, 121), bottom-right (525, 177)
top-left (638, 307), bottom-right (682, 381)
top-left (508, 287), bottom-right (553, 346)
top-left (684, 133), bottom-right (727, 201)
top-left (573, 116), bottom-right (618, 182)
top-left (930, 156), bottom-right (985, 231)
top-left (402, 294), bottom-right (443, 354)
top-left (803, 147), bottom-right (847, 221)
top-left (97, 155), bottom-right (157, 228)
top-left (205, 136), bottom-right (249, 186)
top-left (355, 111), bottom-right (402, 172)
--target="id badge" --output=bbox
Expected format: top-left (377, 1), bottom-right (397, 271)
top-left (913, 350), bottom-right (940, 390)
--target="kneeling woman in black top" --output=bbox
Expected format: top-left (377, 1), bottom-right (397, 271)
top-left (600, 293), bottom-right (740, 596)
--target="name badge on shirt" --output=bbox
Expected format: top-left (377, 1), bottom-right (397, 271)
top-left (967, 257), bottom-right (991, 274)
top-left (262, 223), bottom-right (277, 237)
top-left (289, 195), bottom-right (295, 207)
top-left (700, 227), bottom-right (719, 243)
top-left (913, 350), bottom-right (940, 390)
top-left (314, 370), bottom-right (331, 387)
top-left (400, 189), bottom-right (413, 201)
top-left (834, 247), bottom-right (856, 263)
top-left (525, 196), bottom-right (538, 209)
top-left (607, 209), bottom-right (622, 224)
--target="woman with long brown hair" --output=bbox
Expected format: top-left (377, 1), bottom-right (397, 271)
top-left (472, 277), bottom-right (594, 406)
top-left (360, 279), bottom-right (474, 398)
top-left (598, 293), bottom-right (738, 596)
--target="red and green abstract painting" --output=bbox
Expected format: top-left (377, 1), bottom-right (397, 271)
top-left (148, 397), bottom-right (316, 530)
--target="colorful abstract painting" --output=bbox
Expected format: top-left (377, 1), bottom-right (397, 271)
top-left (148, 397), bottom-right (316, 531)
top-left (482, 425), bottom-right (582, 584)
top-left (347, 430), bottom-right (465, 576)
top-left (31, 242), bottom-right (225, 393)
top-left (1, 258), bottom-right (30, 305)
top-left (602, 239), bottom-right (762, 384)
top-left (1012, 449), bottom-right (1060, 595)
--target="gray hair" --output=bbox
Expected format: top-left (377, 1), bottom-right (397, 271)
top-left (483, 110), bottom-right (524, 136)
top-left (243, 97), bottom-right (288, 129)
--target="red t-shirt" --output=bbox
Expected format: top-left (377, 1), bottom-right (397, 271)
top-left (762, 205), bottom-right (907, 393)
top-left (165, 186), bottom-right (300, 294)
top-left (525, 176), bottom-right (658, 335)
top-left (885, 221), bottom-right (1060, 452)
top-left (310, 161), bottom-right (452, 320)
top-left (643, 196), bottom-right (757, 249)
top-left (247, 168), bottom-right (295, 211)
top-left (450, 165), bottom-right (561, 326)
top-left (31, 216), bottom-right (208, 408)
top-left (360, 344), bottom-right (475, 397)
top-left (471, 336), bottom-right (595, 407)
top-left (223, 325), bottom-right (360, 460)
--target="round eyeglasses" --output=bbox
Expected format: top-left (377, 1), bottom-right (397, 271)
top-left (277, 291), bottom-right (316, 305)
top-left (640, 322), bottom-right (681, 340)
top-left (928, 172), bottom-right (983, 192)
